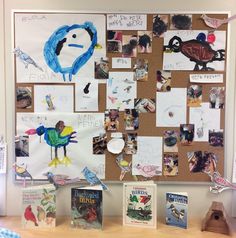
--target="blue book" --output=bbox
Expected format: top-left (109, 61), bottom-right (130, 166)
top-left (166, 192), bottom-right (188, 229)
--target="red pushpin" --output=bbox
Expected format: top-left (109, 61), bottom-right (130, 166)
top-left (207, 32), bottom-right (216, 44)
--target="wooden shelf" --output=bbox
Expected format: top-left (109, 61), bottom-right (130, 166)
top-left (0, 216), bottom-right (235, 238)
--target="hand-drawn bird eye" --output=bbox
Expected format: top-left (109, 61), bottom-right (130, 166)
top-left (72, 34), bottom-right (77, 38)
top-left (173, 39), bottom-right (180, 46)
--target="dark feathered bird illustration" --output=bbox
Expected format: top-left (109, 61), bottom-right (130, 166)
top-left (24, 205), bottom-right (38, 226)
top-left (25, 121), bottom-right (77, 167)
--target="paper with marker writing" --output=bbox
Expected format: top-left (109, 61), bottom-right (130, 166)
top-left (189, 74), bottom-right (223, 83)
top-left (0, 143), bottom-right (7, 174)
top-left (112, 57), bottom-right (131, 69)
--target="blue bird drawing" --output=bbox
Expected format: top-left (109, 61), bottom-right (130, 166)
top-left (44, 22), bottom-right (100, 81)
top-left (13, 47), bottom-right (43, 71)
top-left (81, 166), bottom-right (108, 190)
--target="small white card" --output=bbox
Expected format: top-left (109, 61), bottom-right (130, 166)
top-left (112, 57), bottom-right (131, 69)
top-left (0, 143), bottom-right (7, 174)
top-left (190, 74), bottom-right (223, 83)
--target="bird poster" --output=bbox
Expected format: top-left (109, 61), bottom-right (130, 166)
top-left (156, 88), bottom-right (187, 127)
top-left (14, 13), bottom-right (106, 83)
top-left (163, 30), bottom-right (226, 71)
top-left (34, 85), bottom-right (74, 113)
top-left (16, 113), bottom-right (105, 180)
top-left (132, 136), bottom-right (162, 176)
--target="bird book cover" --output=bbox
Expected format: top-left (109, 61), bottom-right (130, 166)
top-left (166, 192), bottom-right (188, 229)
top-left (71, 185), bottom-right (103, 230)
top-left (22, 184), bottom-right (56, 228)
top-left (123, 181), bottom-right (157, 228)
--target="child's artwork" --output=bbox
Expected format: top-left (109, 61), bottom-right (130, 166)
top-left (93, 133), bottom-right (107, 154)
top-left (163, 154), bottom-right (179, 176)
top-left (124, 109), bottom-right (139, 131)
top-left (156, 70), bottom-right (171, 92)
top-left (16, 86), bottom-right (32, 110)
top-left (134, 99), bottom-right (155, 113)
top-left (14, 14), bottom-right (106, 82)
top-left (189, 103), bottom-right (220, 142)
top-left (15, 135), bottom-right (29, 157)
top-left (209, 87), bottom-right (225, 109)
top-left (107, 72), bottom-right (137, 110)
top-left (163, 30), bottom-right (226, 71)
top-left (163, 130), bottom-right (178, 153)
top-left (34, 85), bottom-right (74, 113)
top-left (170, 14), bottom-right (192, 30)
top-left (16, 113), bottom-right (105, 180)
top-left (187, 85), bottom-right (202, 107)
top-left (133, 59), bottom-right (148, 81)
top-left (75, 80), bottom-right (98, 111)
top-left (107, 30), bottom-right (122, 53)
top-left (209, 129), bottom-right (224, 147)
top-left (104, 109), bottom-right (119, 131)
top-left (153, 15), bottom-right (168, 38)
top-left (137, 31), bottom-right (152, 53)
top-left (124, 133), bottom-right (137, 155)
top-left (132, 136), bottom-right (162, 176)
top-left (187, 151), bottom-right (218, 173)
top-left (122, 35), bottom-right (138, 57)
top-left (156, 88), bottom-right (187, 127)
top-left (95, 57), bottom-right (109, 79)
top-left (180, 124), bottom-right (194, 145)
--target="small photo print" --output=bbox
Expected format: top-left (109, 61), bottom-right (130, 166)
top-left (95, 57), bottom-right (109, 79)
top-left (122, 35), bottom-right (138, 58)
top-left (133, 59), bottom-right (148, 81)
top-left (16, 86), bottom-right (32, 109)
top-left (137, 31), bottom-right (152, 53)
top-left (153, 14), bottom-right (168, 38)
top-left (134, 98), bottom-right (156, 113)
top-left (124, 133), bottom-right (137, 155)
top-left (187, 151), bottom-right (218, 173)
top-left (180, 124), bottom-right (194, 145)
top-left (209, 129), bottom-right (224, 147)
top-left (187, 85), bottom-right (202, 107)
top-left (163, 130), bottom-right (178, 153)
top-left (163, 154), bottom-right (178, 176)
top-left (124, 109), bottom-right (139, 131)
top-left (107, 30), bottom-right (122, 53)
top-left (93, 133), bottom-right (107, 154)
top-left (15, 135), bottom-right (29, 157)
top-left (170, 14), bottom-right (192, 30)
top-left (209, 87), bottom-right (225, 109)
top-left (156, 70), bottom-right (171, 92)
top-left (104, 109), bottom-right (119, 131)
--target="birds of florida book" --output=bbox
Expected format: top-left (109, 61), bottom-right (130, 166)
top-left (22, 184), bottom-right (56, 228)
top-left (71, 185), bottom-right (103, 229)
top-left (166, 192), bottom-right (188, 229)
top-left (123, 181), bottom-right (157, 228)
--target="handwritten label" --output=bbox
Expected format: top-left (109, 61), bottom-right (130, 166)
top-left (107, 14), bottom-right (147, 30)
top-left (112, 57), bottom-right (131, 68)
top-left (189, 74), bottom-right (224, 83)
top-left (0, 144), bottom-right (7, 174)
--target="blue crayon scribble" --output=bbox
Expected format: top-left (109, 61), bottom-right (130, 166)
top-left (44, 22), bottom-right (97, 81)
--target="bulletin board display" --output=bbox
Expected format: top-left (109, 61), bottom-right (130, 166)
top-left (13, 12), bottom-right (227, 182)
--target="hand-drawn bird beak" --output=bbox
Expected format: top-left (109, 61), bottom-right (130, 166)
top-left (25, 128), bottom-right (37, 135)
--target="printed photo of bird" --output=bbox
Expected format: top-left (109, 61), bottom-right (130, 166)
top-left (135, 164), bottom-right (161, 178)
top-left (12, 163), bottom-right (33, 187)
top-left (24, 205), bottom-right (38, 226)
top-left (25, 120), bottom-right (77, 167)
top-left (116, 153), bottom-right (131, 181)
top-left (82, 166), bottom-right (108, 190)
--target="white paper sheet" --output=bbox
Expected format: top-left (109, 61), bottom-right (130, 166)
top-left (107, 14), bottom-right (147, 30)
top-left (132, 136), bottom-right (162, 175)
top-left (106, 72), bottom-right (137, 111)
top-left (156, 88), bottom-right (187, 127)
top-left (16, 113), bottom-right (105, 179)
top-left (163, 30), bottom-right (226, 71)
top-left (34, 85), bottom-right (74, 113)
top-left (75, 79), bottom-right (98, 111)
top-left (112, 57), bottom-right (131, 69)
top-left (189, 74), bottom-right (224, 83)
top-left (189, 103), bottom-right (221, 142)
top-left (0, 144), bottom-right (7, 174)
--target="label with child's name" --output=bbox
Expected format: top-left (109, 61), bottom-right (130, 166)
top-left (112, 57), bottom-right (131, 69)
top-left (189, 74), bottom-right (223, 83)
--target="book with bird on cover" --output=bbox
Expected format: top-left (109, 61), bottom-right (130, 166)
top-left (71, 185), bottom-right (103, 229)
top-left (166, 192), bottom-right (188, 229)
top-left (123, 181), bottom-right (157, 228)
top-left (22, 184), bottom-right (56, 228)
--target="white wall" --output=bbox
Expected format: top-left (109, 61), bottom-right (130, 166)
top-left (3, 0), bottom-right (236, 219)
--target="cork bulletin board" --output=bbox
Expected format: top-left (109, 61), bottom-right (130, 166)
top-left (13, 12), bottom-right (227, 182)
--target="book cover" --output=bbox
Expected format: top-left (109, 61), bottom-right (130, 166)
top-left (71, 185), bottom-right (103, 229)
top-left (123, 182), bottom-right (157, 228)
top-left (166, 192), bottom-right (188, 229)
top-left (22, 184), bottom-right (56, 228)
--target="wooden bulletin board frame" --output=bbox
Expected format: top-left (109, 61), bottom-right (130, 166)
top-left (13, 11), bottom-right (229, 183)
